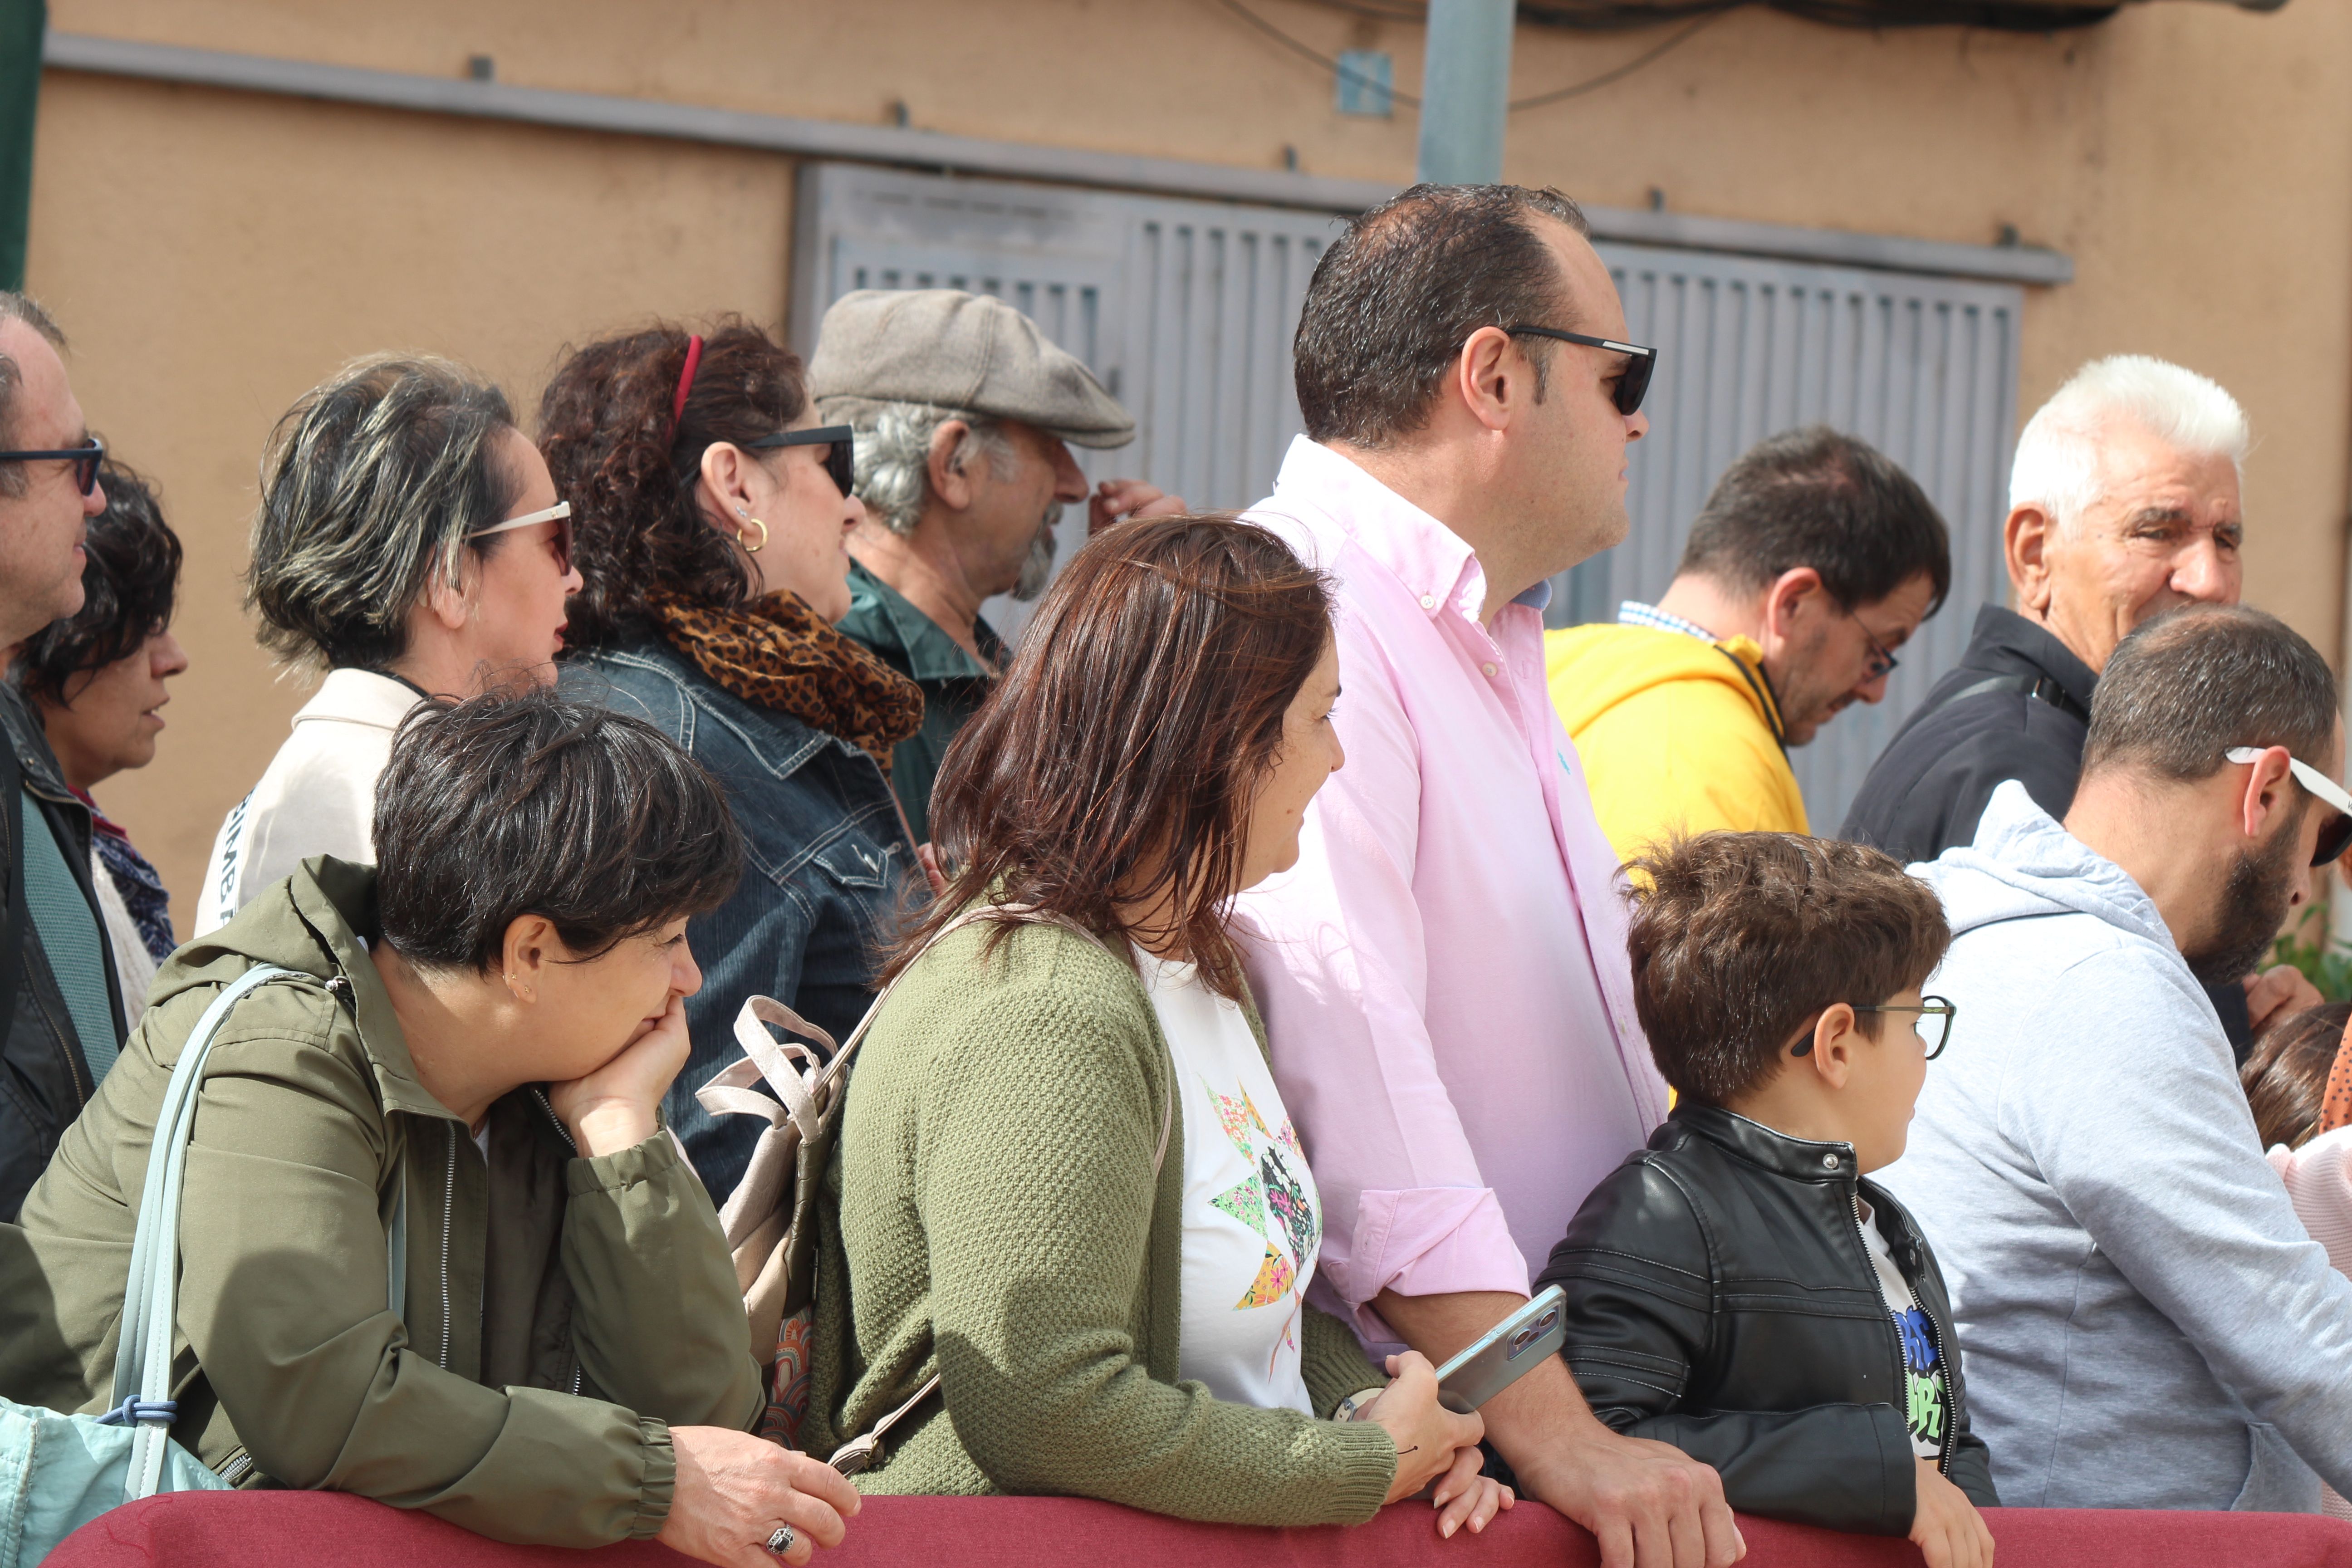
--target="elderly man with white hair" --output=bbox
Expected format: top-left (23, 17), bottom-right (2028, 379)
top-left (1843, 354), bottom-right (2315, 1053)
top-left (810, 289), bottom-right (1185, 843)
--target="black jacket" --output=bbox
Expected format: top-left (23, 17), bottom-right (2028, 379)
top-left (1537, 1103), bottom-right (1998, 1535)
top-left (1838, 604), bottom-right (2253, 1055)
top-left (0, 683), bottom-right (125, 1220)
top-left (1840, 604), bottom-right (2095, 867)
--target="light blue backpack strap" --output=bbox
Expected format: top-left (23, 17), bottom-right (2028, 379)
top-left (386, 1172), bottom-right (406, 1319)
top-left (110, 963), bottom-right (303, 1502)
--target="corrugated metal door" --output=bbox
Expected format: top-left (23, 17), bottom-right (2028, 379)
top-left (1556, 245), bottom-right (2023, 831)
top-left (792, 166), bottom-right (2022, 831)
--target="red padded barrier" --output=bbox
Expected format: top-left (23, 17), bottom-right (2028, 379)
top-left (47, 1489), bottom-right (2352, 1567)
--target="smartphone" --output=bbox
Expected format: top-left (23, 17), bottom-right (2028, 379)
top-left (1433, 1286), bottom-right (1567, 1414)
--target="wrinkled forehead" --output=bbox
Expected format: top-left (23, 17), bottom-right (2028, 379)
top-left (2087, 418), bottom-right (2244, 520)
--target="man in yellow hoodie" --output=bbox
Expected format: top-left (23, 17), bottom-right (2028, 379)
top-left (1548, 426), bottom-right (1949, 861)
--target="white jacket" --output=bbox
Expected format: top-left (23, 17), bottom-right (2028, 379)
top-left (194, 668), bottom-right (417, 936)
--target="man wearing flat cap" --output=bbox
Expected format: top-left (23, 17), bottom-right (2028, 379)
top-left (810, 288), bottom-right (1184, 842)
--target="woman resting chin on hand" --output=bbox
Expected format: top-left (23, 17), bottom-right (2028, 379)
top-left (9, 691), bottom-right (856, 1566)
top-left (803, 515), bottom-right (1505, 1535)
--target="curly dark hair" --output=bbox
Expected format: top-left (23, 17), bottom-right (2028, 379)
top-left (1626, 831), bottom-right (1951, 1105)
top-left (537, 318), bottom-right (808, 647)
top-left (20, 455), bottom-right (181, 704)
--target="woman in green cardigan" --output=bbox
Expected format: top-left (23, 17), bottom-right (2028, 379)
top-left (807, 515), bottom-right (1511, 1535)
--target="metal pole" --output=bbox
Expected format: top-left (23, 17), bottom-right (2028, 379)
top-left (0, 0), bottom-right (44, 291)
top-left (1415, 0), bottom-right (1512, 186)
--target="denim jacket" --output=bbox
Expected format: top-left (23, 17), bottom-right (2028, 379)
top-left (559, 636), bottom-right (918, 1202)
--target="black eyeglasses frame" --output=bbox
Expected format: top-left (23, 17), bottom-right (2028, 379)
top-left (0, 437), bottom-right (104, 498)
top-left (1852, 995), bottom-right (1957, 1061)
top-left (1503, 326), bottom-right (1656, 416)
top-left (746, 425), bottom-right (856, 500)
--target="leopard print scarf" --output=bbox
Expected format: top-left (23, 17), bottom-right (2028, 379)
top-left (647, 588), bottom-right (924, 774)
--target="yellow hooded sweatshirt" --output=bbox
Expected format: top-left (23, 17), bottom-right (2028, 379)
top-left (1544, 623), bottom-right (1808, 863)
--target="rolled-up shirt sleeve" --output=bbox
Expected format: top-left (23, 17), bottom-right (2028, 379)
top-left (1238, 608), bottom-right (1532, 1341)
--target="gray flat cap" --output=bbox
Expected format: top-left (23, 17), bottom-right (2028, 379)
top-left (808, 288), bottom-right (1136, 449)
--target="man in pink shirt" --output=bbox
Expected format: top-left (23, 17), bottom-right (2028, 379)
top-left (1238, 186), bottom-right (1741, 1568)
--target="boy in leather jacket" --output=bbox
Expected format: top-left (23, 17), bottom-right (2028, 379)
top-left (1539, 832), bottom-right (1999, 1568)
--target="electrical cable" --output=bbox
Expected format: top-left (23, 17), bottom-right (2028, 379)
top-left (1292, 0), bottom-right (2122, 31)
top-left (1213, 0), bottom-right (1425, 108)
top-left (1212, 0), bottom-right (1728, 114)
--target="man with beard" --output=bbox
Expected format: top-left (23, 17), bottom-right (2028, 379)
top-left (1877, 603), bottom-right (2352, 1513)
top-left (1544, 426), bottom-right (1947, 859)
top-left (811, 289), bottom-right (1182, 842)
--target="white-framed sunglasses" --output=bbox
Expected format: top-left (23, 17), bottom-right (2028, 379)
top-left (465, 500), bottom-right (573, 573)
top-left (2225, 746), bottom-right (2352, 866)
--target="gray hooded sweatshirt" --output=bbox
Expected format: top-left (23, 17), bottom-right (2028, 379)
top-left (1878, 781), bottom-right (2352, 1513)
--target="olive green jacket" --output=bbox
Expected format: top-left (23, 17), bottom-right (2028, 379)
top-left (0, 858), bottom-right (762, 1545)
top-left (807, 915), bottom-right (1397, 1524)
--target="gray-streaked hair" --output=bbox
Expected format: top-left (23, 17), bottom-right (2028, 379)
top-left (2009, 355), bottom-right (2250, 536)
top-left (846, 401), bottom-right (1017, 535)
top-left (0, 292), bottom-right (68, 497)
top-left (245, 353), bottom-right (521, 671)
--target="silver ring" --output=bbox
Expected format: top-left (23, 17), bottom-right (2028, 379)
top-left (765, 1525), bottom-right (796, 1557)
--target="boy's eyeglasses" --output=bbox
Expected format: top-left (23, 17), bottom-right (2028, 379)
top-left (1504, 326), bottom-right (1656, 416)
top-left (746, 424), bottom-right (857, 500)
top-left (0, 436), bottom-right (104, 497)
top-left (466, 500), bottom-right (573, 575)
top-left (1852, 995), bottom-right (1956, 1060)
top-left (2225, 746), bottom-right (2352, 867)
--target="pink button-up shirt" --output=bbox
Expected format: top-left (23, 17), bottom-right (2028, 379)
top-left (1236, 437), bottom-right (1671, 1348)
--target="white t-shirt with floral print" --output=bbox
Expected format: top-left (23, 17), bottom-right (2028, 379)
top-left (1136, 948), bottom-right (1324, 1414)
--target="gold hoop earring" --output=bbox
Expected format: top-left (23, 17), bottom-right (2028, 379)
top-left (739, 517), bottom-right (769, 554)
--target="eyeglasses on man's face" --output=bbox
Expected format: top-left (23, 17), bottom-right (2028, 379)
top-left (0, 436), bottom-right (103, 497)
top-left (1852, 995), bottom-right (1956, 1060)
top-left (1857, 619), bottom-right (1900, 682)
top-left (2226, 746), bottom-right (2352, 867)
top-left (1502, 326), bottom-right (1656, 416)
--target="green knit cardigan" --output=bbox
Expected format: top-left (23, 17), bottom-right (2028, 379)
top-left (804, 915), bottom-right (1398, 1524)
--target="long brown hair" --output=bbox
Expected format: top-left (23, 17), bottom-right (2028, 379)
top-left (537, 317), bottom-right (808, 647)
top-left (2241, 999), bottom-right (2352, 1151)
top-left (886, 514), bottom-right (1333, 1000)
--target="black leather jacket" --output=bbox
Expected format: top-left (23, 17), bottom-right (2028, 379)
top-left (0, 683), bottom-right (124, 1220)
top-left (1537, 1102), bottom-right (1997, 1534)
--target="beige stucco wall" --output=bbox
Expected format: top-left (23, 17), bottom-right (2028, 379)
top-left (26, 0), bottom-right (2352, 927)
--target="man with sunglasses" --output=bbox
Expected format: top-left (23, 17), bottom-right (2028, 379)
top-left (1235, 186), bottom-right (1743, 1568)
top-left (0, 291), bottom-right (128, 1221)
top-left (1880, 604), bottom-right (2352, 1514)
top-left (809, 289), bottom-right (1183, 843)
top-left (1545, 426), bottom-right (1949, 861)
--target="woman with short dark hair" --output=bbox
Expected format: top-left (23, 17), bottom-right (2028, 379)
top-left (196, 354), bottom-right (582, 934)
top-left (539, 319), bottom-right (921, 1201)
top-left (18, 458), bottom-right (188, 1026)
top-left (804, 516), bottom-right (1506, 1534)
top-left (9, 690), bottom-right (858, 1565)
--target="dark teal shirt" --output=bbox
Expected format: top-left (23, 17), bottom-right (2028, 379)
top-left (21, 787), bottom-right (116, 1083)
top-left (835, 560), bottom-right (1004, 845)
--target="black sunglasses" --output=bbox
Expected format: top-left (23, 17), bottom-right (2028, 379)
top-left (1504, 326), bottom-right (1656, 416)
top-left (747, 425), bottom-right (856, 499)
top-left (0, 436), bottom-right (104, 497)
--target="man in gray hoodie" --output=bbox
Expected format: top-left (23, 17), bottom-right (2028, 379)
top-left (1879, 602), bottom-right (2352, 1513)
